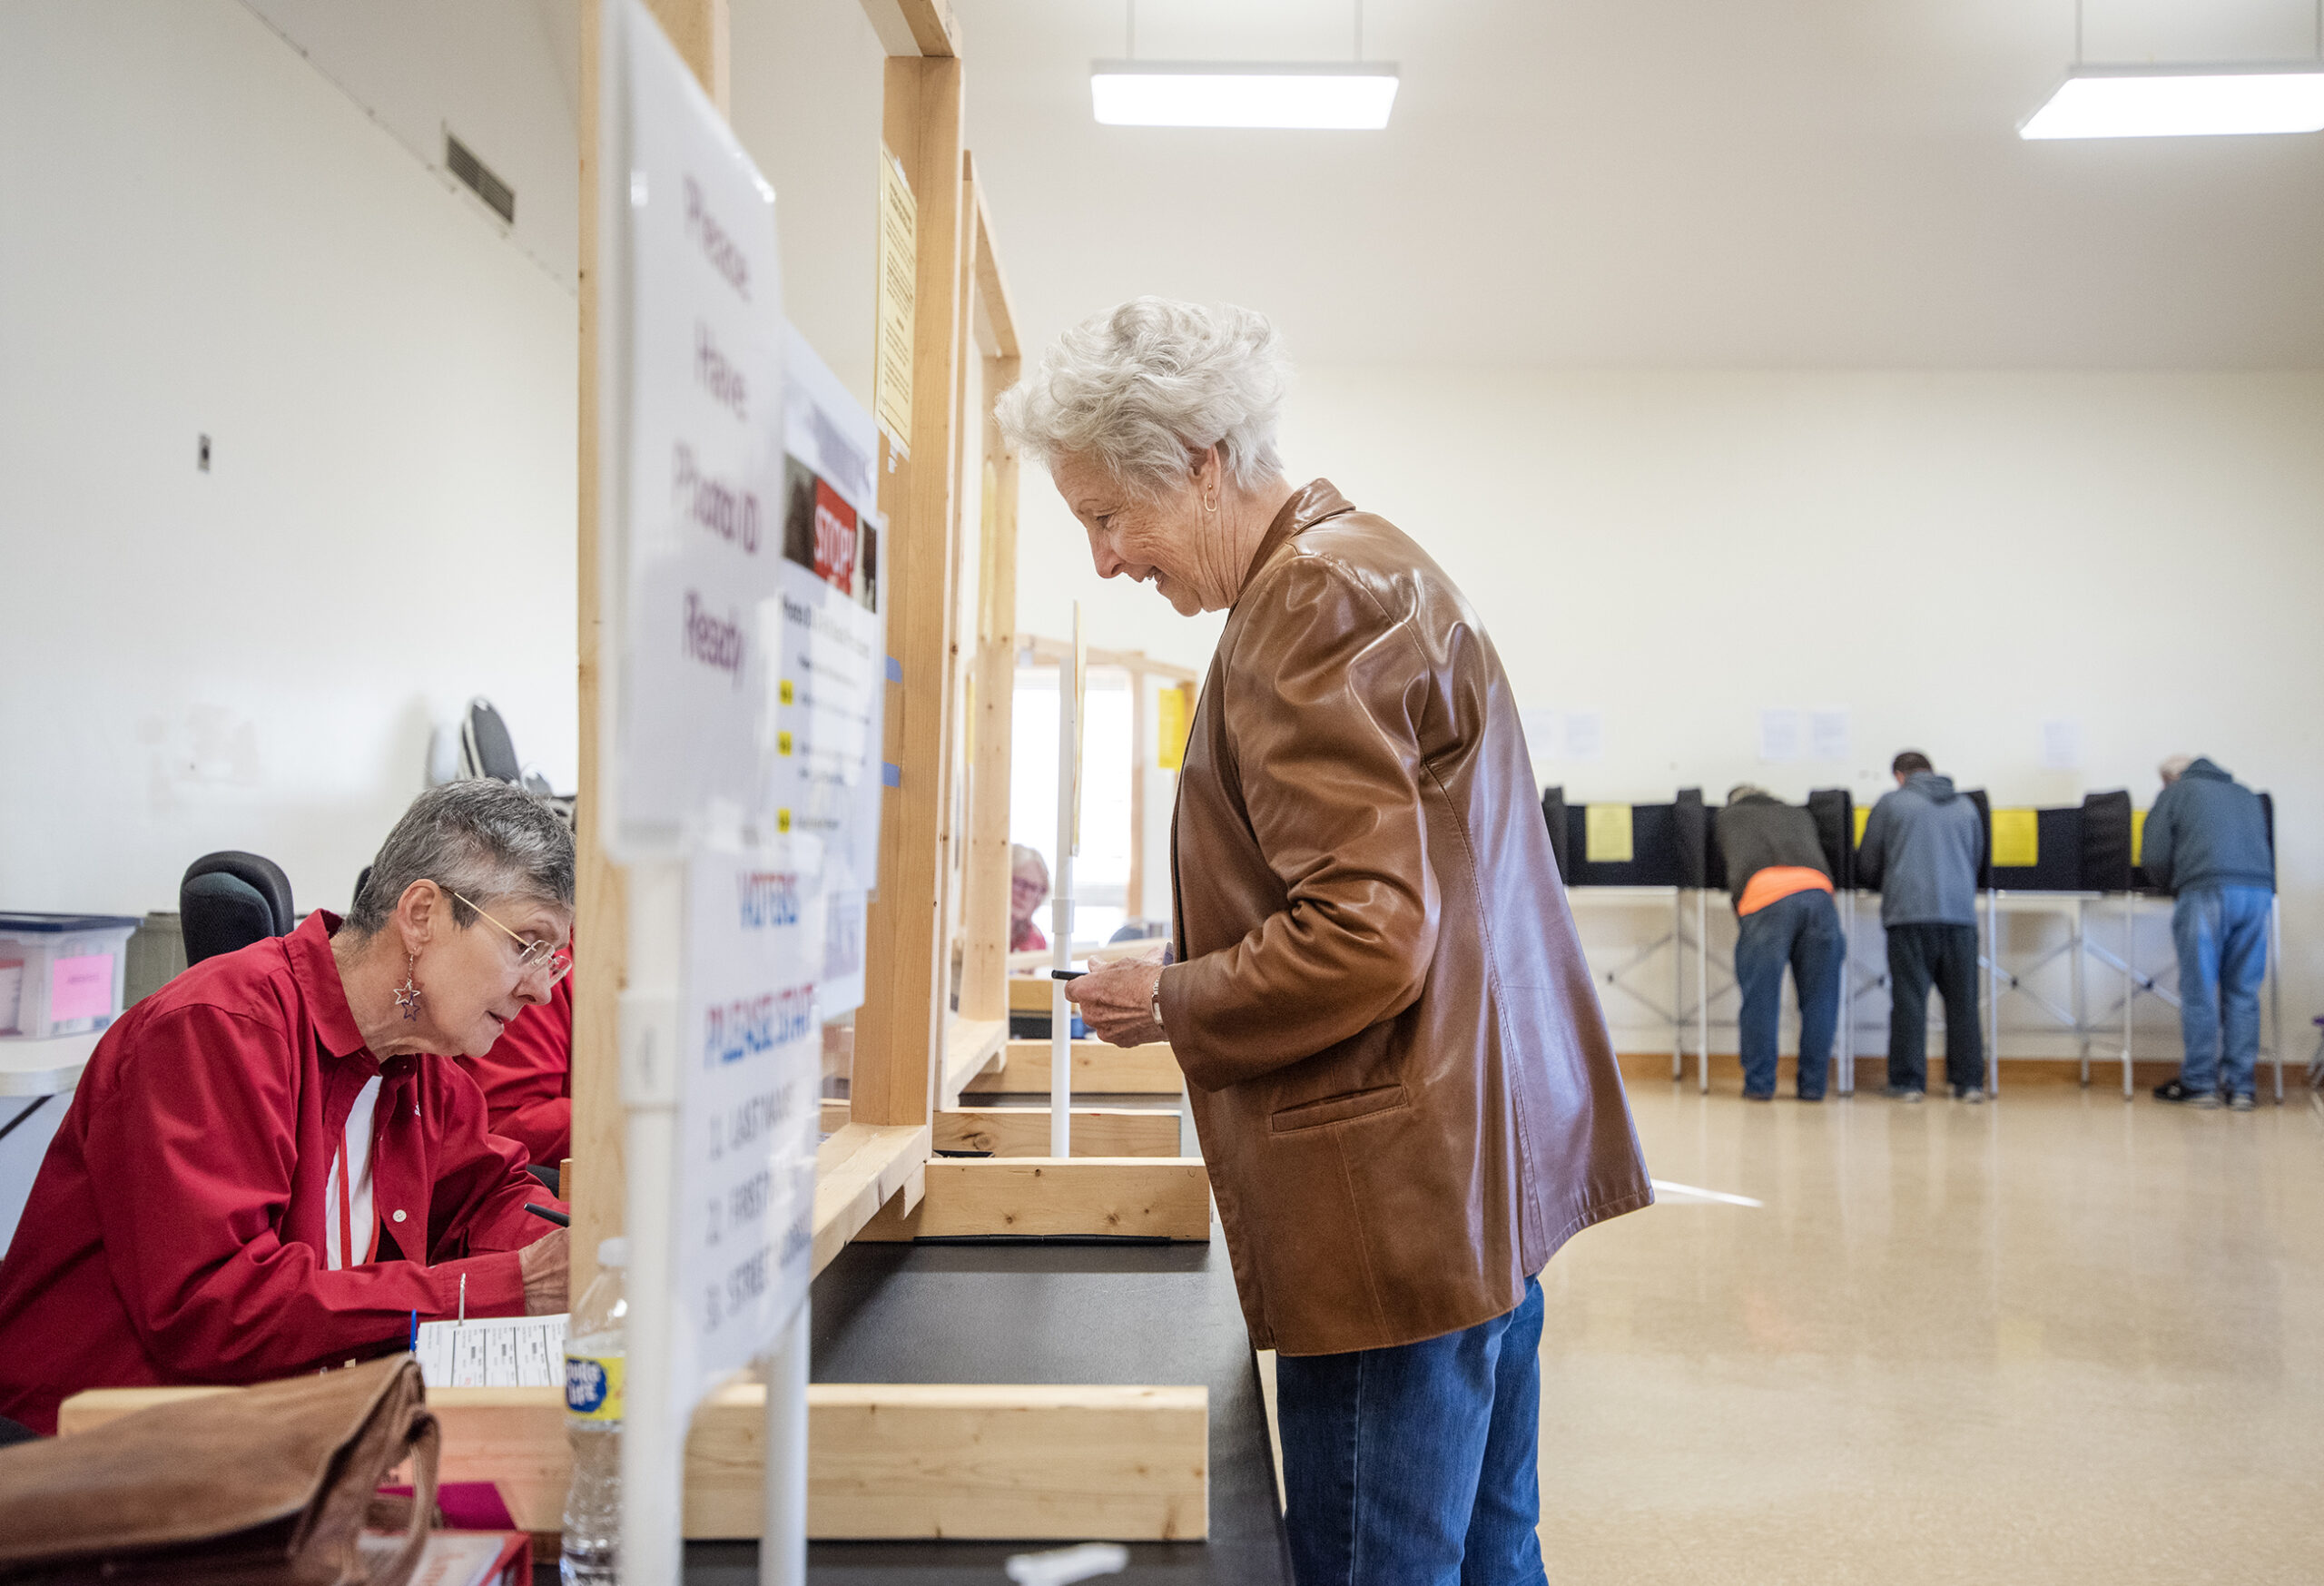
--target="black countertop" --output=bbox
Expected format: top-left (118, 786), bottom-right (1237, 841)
top-left (669, 1224), bottom-right (1290, 1585)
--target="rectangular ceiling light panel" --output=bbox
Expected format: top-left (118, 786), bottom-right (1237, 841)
top-left (1091, 61), bottom-right (1400, 130)
top-left (2020, 64), bottom-right (2324, 139)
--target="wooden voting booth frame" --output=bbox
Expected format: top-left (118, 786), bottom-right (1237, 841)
top-left (557, 0), bottom-right (1212, 1556)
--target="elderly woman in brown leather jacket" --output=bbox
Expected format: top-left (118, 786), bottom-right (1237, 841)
top-left (999, 298), bottom-right (1650, 1586)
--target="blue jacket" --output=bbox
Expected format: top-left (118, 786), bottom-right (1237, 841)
top-left (1856, 773), bottom-right (1983, 927)
top-left (2143, 758), bottom-right (2273, 896)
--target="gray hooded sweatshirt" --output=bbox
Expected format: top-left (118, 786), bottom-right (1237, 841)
top-left (1856, 772), bottom-right (1983, 927)
top-left (2142, 758), bottom-right (2273, 896)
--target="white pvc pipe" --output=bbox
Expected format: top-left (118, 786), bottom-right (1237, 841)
top-left (759, 1298), bottom-right (809, 1586)
top-left (1050, 648), bottom-right (1077, 1159)
top-left (621, 857), bottom-right (685, 1586)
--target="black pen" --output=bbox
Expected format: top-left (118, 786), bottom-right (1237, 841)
top-left (524, 1202), bottom-right (571, 1227)
top-left (1049, 969), bottom-right (1087, 980)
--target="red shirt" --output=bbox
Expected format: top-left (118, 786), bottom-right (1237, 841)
top-left (0, 911), bottom-right (552, 1433)
top-left (454, 974), bottom-right (572, 1167)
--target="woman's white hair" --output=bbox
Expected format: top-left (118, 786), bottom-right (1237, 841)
top-left (996, 297), bottom-right (1289, 499)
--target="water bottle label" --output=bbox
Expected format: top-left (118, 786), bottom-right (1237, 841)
top-left (565, 1353), bottom-right (625, 1422)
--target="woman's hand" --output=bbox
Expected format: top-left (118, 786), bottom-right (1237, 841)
top-left (519, 1226), bottom-right (569, 1315)
top-left (1064, 953), bottom-right (1167, 1047)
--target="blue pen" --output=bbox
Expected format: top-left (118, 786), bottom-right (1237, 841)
top-left (408, 1311), bottom-right (418, 1355)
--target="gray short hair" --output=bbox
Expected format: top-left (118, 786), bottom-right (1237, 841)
top-left (348, 780), bottom-right (576, 934)
top-left (996, 297), bottom-right (1289, 500)
top-left (2159, 754), bottom-right (2195, 783)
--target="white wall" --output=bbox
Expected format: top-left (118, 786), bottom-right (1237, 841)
top-left (0, 0), bottom-right (579, 920)
top-left (1016, 367), bottom-right (2324, 1056)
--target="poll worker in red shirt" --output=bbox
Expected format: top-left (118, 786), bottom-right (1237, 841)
top-left (455, 971), bottom-right (572, 1168)
top-left (0, 781), bottom-right (574, 1434)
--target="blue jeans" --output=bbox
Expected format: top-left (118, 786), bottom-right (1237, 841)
top-left (1734, 889), bottom-right (1844, 1098)
top-left (2171, 885), bottom-right (2271, 1098)
top-left (1276, 1278), bottom-right (1547, 1586)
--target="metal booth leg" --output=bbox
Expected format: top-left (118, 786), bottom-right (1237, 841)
top-left (2121, 892), bottom-right (2135, 1101)
top-left (2271, 894), bottom-right (2285, 1105)
top-left (2073, 897), bottom-right (2089, 1088)
top-left (1672, 888), bottom-right (1685, 1085)
top-left (1698, 886), bottom-right (1710, 1096)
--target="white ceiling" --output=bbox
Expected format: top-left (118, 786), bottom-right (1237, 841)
top-left (954, 0), bottom-right (2324, 367)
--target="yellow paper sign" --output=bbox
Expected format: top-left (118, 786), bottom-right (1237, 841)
top-left (1585, 803), bottom-right (1634, 864)
top-left (1991, 808), bottom-right (2039, 869)
top-left (1157, 682), bottom-right (1194, 772)
top-left (2132, 808), bottom-right (2147, 866)
top-left (1853, 805), bottom-right (1870, 846)
top-left (873, 150), bottom-right (916, 446)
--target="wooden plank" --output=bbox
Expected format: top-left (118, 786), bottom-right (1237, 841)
top-left (967, 1040), bottom-right (1184, 1095)
top-left (1021, 633), bottom-right (1199, 683)
top-left (818, 1098), bottom-right (851, 1135)
top-left (64, 1379), bottom-right (1206, 1542)
top-left (812, 1121), bottom-right (931, 1276)
top-left (569, 0), bottom-right (623, 1302)
top-left (852, 56), bottom-right (967, 1132)
top-left (1009, 973), bottom-right (1052, 1013)
top-left (646, 0), bottom-right (731, 112)
top-left (936, 1013), bottom-right (1008, 1108)
top-left (934, 1107), bottom-right (1182, 1157)
top-left (970, 176), bottom-right (1019, 360)
top-left (857, 0), bottom-right (960, 59)
top-left (956, 159), bottom-right (1018, 1028)
top-left (856, 1157), bottom-right (1210, 1241)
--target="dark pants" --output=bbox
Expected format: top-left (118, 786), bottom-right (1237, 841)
top-left (1886, 922), bottom-right (1983, 1091)
top-left (1277, 1278), bottom-right (1548, 1586)
top-left (1733, 888), bottom-right (1845, 1098)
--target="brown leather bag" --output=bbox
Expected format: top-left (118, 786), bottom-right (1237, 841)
top-left (0, 1355), bottom-right (439, 1585)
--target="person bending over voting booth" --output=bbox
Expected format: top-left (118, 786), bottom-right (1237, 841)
top-left (1717, 786), bottom-right (1844, 1101)
top-left (1009, 297), bottom-right (1652, 1586)
top-left (1856, 750), bottom-right (1986, 1103)
top-left (2143, 754), bottom-right (2274, 1110)
top-left (0, 781), bottom-right (573, 1434)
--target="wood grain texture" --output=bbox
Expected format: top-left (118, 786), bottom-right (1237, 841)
top-left (60, 1379), bottom-right (1206, 1542)
top-left (852, 57), bottom-right (966, 1131)
top-left (812, 1121), bottom-right (931, 1276)
top-left (966, 1040), bottom-right (1186, 1096)
top-left (855, 1157), bottom-right (1211, 1241)
top-left (936, 1014), bottom-right (1009, 1108)
top-left (934, 1107), bottom-right (1182, 1157)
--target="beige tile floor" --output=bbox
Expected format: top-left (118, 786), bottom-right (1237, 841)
top-left (1536, 1081), bottom-right (2324, 1583)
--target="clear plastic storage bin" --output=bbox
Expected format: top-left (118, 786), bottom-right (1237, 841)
top-left (0, 913), bottom-right (142, 1039)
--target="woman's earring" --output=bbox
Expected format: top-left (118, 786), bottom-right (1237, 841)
top-left (394, 954), bottom-right (423, 1020)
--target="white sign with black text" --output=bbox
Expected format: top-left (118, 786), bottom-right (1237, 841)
top-left (606, 3), bottom-right (788, 852)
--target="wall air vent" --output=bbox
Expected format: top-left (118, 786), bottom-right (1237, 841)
top-left (444, 132), bottom-right (515, 225)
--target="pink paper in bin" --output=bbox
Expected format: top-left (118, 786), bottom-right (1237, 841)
top-left (50, 954), bottom-right (116, 1022)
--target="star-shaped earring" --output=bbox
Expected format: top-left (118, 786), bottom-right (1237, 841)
top-left (395, 955), bottom-right (422, 1020)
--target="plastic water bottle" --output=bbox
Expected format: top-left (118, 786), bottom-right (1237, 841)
top-left (561, 1237), bottom-right (628, 1584)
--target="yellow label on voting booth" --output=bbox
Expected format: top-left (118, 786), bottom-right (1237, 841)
top-left (2132, 809), bottom-right (2147, 866)
top-left (1157, 682), bottom-right (1194, 772)
top-left (566, 1353), bottom-right (624, 1423)
top-left (1991, 809), bottom-right (2039, 869)
top-left (1853, 805), bottom-right (1870, 846)
top-left (1585, 803), bottom-right (1634, 864)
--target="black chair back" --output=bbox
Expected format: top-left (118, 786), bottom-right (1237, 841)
top-left (181, 852), bottom-right (296, 965)
top-left (461, 697), bottom-right (523, 783)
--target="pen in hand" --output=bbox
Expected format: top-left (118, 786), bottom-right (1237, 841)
top-left (524, 1202), bottom-right (571, 1227)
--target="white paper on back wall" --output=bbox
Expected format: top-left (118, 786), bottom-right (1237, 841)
top-left (1758, 709), bottom-right (1801, 763)
top-left (2041, 718), bottom-right (2083, 771)
top-left (1808, 708), bottom-right (1851, 763)
top-left (1563, 711), bottom-right (1604, 763)
top-left (1518, 706), bottom-right (1560, 760)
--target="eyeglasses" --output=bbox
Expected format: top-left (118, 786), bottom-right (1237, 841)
top-left (451, 890), bottom-right (575, 986)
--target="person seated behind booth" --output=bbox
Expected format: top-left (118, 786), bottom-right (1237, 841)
top-left (1009, 843), bottom-right (1050, 952)
top-left (1856, 750), bottom-right (1986, 1103)
top-left (2143, 754), bottom-right (2274, 1110)
top-left (454, 968), bottom-right (572, 1168)
top-left (0, 781), bottom-right (572, 1434)
top-left (1716, 785), bottom-right (1844, 1101)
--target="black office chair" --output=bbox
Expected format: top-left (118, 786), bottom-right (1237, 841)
top-left (460, 698), bottom-right (524, 784)
top-left (180, 852), bottom-right (296, 966)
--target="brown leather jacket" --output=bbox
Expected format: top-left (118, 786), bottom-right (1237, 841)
top-left (1158, 480), bottom-right (1651, 1356)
